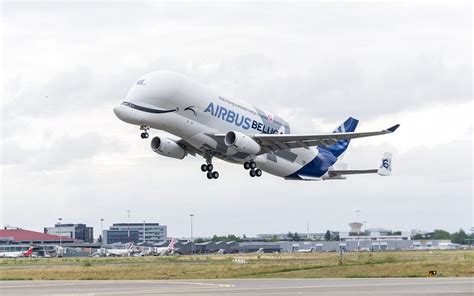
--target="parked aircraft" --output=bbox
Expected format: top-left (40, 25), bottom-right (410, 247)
top-left (154, 238), bottom-right (177, 256)
top-left (114, 71), bottom-right (399, 180)
top-left (298, 247), bottom-right (314, 253)
top-left (0, 246), bottom-right (34, 258)
top-left (106, 242), bottom-right (134, 257)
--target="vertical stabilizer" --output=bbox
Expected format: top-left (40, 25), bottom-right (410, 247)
top-left (320, 117), bottom-right (359, 157)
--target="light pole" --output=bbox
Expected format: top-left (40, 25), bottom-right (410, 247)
top-left (362, 220), bottom-right (367, 250)
top-left (356, 210), bottom-right (360, 252)
top-left (126, 210), bottom-right (131, 243)
top-left (100, 218), bottom-right (104, 246)
top-left (307, 220), bottom-right (310, 240)
top-left (143, 220), bottom-right (146, 244)
top-left (58, 217), bottom-right (63, 248)
top-left (190, 214), bottom-right (194, 254)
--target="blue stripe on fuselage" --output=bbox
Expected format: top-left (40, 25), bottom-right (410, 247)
top-left (285, 148), bottom-right (337, 179)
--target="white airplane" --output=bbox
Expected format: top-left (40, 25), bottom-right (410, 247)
top-left (0, 246), bottom-right (34, 258)
top-left (298, 247), bottom-right (314, 253)
top-left (106, 242), bottom-right (134, 257)
top-left (114, 71), bottom-right (399, 180)
top-left (154, 238), bottom-right (177, 256)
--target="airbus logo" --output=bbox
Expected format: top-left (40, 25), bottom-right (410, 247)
top-left (204, 102), bottom-right (279, 134)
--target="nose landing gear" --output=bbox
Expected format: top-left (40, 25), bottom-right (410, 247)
top-left (244, 161), bottom-right (262, 178)
top-left (140, 125), bottom-right (150, 139)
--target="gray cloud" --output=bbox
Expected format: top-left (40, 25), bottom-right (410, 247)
top-left (1, 133), bottom-right (126, 170)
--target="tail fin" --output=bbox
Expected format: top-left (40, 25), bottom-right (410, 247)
top-left (320, 117), bottom-right (359, 157)
top-left (168, 238), bottom-right (177, 250)
top-left (23, 247), bottom-right (34, 257)
top-left (377, 152), bottom-right (392, 176)
top-left (127, 242), bottom-right (134, 251)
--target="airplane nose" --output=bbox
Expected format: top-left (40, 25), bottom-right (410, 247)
top-left (113, 105), bottom-right (121, 118)
top-left (113, 105), bottom-right (127, 121)
top-left (113, 103), bottom-right (142, 125)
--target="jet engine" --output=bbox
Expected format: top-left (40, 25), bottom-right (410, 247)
top-left (151, 136), bottom-right (186, 159)
top-left (224, 131), bottom-right (261, 155)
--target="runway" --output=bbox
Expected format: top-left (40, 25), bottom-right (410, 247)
top-left (1, 278), bottom-right (472, 295)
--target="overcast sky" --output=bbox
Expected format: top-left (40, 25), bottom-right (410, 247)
top-left (1, 1), bottom-right (472, 239)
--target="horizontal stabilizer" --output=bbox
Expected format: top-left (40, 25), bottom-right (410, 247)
top-left (327, 152), bottom-right (393, 178)
top-left (328, 169), bottom-right (377, 177)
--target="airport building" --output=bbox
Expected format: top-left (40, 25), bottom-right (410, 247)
top-left (319, 221), bottom-right (412, 242)
top-left (103, 229), bottom-right (139, 244)
top-left (339, 228), bottom-right (411, 242)
top-left (256, 232), bottom-right (328, 241)
top-left (44, 223), bottom-right (94, 243)
top-left (0, 227), bottom-right (77, 245)
top-left (103, 223), bottom-right (167, 244)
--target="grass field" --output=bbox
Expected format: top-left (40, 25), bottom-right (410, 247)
top-left (0, 250), bottom-right (472, 280)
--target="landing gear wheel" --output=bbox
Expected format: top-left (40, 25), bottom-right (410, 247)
top-left (139, 125), bottom-right (150, 139)
top-left (207, 172), bottom-right (213, 179)
top-left (249, 169), bottom-right (256, 177)
top-left (249, 162), bottom-right (257, 169)
top-left (212, 171), bottom-right (219, 179)
top-left (244, 162), bottom-right (250, 170)
top-left (200, 164), bottom-right (208, 172)
top-left (206, 164), bottom-right (214, 172)
top-left (255, 169), bottom-right (262, 177)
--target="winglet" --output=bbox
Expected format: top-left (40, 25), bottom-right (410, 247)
top-left (386, 124), bottom-right (400, 133)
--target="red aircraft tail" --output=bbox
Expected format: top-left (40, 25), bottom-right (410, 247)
top-left (22, 247), bottom-right (34, 257)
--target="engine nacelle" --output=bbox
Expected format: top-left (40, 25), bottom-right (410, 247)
top-left (151, 136), bottom-right (186, 159)
top-left (224, 131), bottom-right (261, 155)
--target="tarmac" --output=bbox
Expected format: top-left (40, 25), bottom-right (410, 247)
top-left (1, 278), bottom-right (472, 295)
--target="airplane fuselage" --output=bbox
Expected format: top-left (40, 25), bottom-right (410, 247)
top-left (113, 71), bottom-right (322, 178)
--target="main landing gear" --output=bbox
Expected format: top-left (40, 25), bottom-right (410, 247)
top-left (201, 162), bottom-right (219, 179)
top-left (140, 125), bottom-right (150, 139)
top-left (243, 161), bottom-right (262, 178)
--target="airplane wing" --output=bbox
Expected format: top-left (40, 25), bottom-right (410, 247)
top-left (176, 139), bottom-right (199, 156)
top-left (255, 124), bottom-right (400, 152)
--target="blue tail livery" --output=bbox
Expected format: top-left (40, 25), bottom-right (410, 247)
top-left (319, 117), bottom-right (359, 158)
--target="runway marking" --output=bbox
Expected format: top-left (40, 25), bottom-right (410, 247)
top-left (200, 291), bottom-right (473, 295)
top-left (84, 284), bottom-right (235, 295)
top-left (159, 281), bottom-right (234, 288)
top-left (0, 282), bottom-right (85, 289)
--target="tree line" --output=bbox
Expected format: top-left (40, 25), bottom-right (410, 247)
top-left (413, 229), bottom-right (470, 244)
